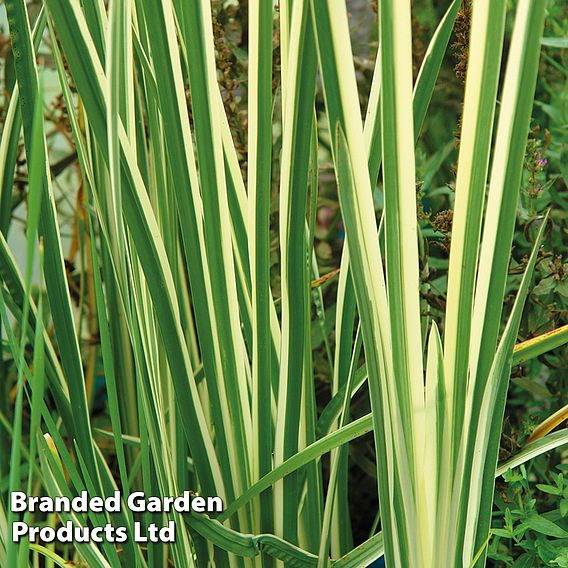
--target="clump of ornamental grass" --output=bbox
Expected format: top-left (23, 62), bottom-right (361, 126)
top-left (1, 0), bottom-right (567, 567)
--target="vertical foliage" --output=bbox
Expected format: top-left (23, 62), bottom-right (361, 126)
top-left (274, 0), bottom-right (318, 546)
top-left (0, 0), bottom-right (560, 566)
top-left (248, 0), bottom-right (274, 540)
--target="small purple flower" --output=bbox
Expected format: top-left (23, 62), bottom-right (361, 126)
top-left (537, 183), bottom-right (542, 192)
top-left (538, 158), bottom-right (548, 167)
